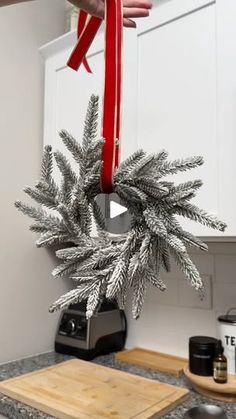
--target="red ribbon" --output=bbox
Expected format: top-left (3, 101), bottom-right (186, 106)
top-left (115, 0), bottom-right (122, 169)
top-left (67, 0), bottom-right (123, 193)
top-left (77, 10), bottom-right (92, 73)
top-left (67, 14), bottom-right (102, 72)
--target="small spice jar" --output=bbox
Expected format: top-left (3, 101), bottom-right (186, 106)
top-left (213, 339), bottom-right (227, 383)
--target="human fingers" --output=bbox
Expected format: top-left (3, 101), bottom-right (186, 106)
top-left (123, 17), bottom-right (137, 27)
top-left (123, 7), bottom-right (150, 18)
top-left (69, 0), bottom-right (151, 24)
top-left (123, 0), bottom-right (152, 10)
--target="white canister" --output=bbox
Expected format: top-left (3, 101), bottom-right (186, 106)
top-left (217, 308), bottom-right (236, 375)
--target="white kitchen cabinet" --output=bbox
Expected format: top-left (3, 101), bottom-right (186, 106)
top-left (40, 0), bottom-right (236, 239)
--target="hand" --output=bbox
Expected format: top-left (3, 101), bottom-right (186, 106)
top-left (69, 0), bottom-right (152, 28)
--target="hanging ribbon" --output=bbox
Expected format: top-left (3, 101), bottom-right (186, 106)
top-left (115, 0), bottom-right (122, 169)
top-left (67, 14), bottom-right (102, 72)
top-left (101, 0), bottom-right (122, 191)
top-left (76, 10), bottom-right (93, 73)
top-left (67, 0), bottom-right (123, 193)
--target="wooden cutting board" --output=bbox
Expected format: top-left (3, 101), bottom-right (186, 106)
top-left (0, 359), bottom-right (189, 419)
top-left (116, 348), bottom-right (188, 376)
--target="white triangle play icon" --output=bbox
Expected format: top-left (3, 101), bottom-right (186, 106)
top-left (95, 193), bottom-right (132, 233)
top-left (110, 200), bottom-right (127, 219)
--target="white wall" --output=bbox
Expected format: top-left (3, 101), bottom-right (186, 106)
top-left (126, 243), bottom-right (236, 357)
top-left (0, 0), bottom-right (70, 364)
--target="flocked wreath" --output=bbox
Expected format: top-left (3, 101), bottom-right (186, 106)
top-left (15, 95), bottom-right (226, 318)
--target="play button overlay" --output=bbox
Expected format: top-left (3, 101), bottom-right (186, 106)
top-left (95, 193), bottom-right (132, 234)
top-left (110, 200), bottom-right (127, 218)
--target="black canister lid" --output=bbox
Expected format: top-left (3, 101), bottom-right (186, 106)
top-left (218, 314), bottom-right (236, 324)
top-left (218, 308), bottom-right (236, 324)
top-left (189, 336), bottom-right (218, 348)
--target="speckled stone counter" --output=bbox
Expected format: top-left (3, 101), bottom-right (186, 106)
top-left (0, 352), bottom-right (235, 418)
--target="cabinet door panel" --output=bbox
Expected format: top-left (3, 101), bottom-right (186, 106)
top-left (55, 51), bottom-right (104, 152)
top-left (136, 4), bottom-right (218, 236)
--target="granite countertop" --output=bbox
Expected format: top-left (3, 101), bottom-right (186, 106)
top-left (0, 352), bottom-right (235, 419)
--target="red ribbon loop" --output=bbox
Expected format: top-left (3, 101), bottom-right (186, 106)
top-left (67, 14), bottom-right (102, 72)
top-left (67, 0), bottom-right (123, 193)
top-left (77, 10), bottom-right (93, 73)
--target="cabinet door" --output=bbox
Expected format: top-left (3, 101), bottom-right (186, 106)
top-left (135, 1), bottom-right (223, 237)
top-left (216, 0), bottom-right (236, 238)
top-left (41, 0), bottom-right (236, 238)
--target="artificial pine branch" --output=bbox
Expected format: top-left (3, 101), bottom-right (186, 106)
top-left (23, 186), bottom-right (57, 209)
top-left (132, 274), bottom-right (146, 319)
top-left (114, 149), bottom-right (146, 182)
top-left (59, 130), bottom-right (84, 165)
top-left (174, 202), bottom-right (226, 231)
top-left (41, 145), bottom-right (53, 182)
